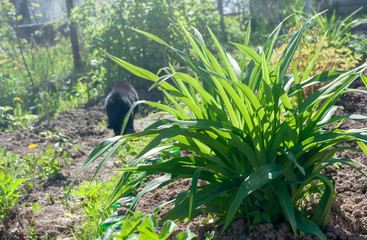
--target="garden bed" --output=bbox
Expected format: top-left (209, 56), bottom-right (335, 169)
top-left (1, 82), bottom-right (367, 239)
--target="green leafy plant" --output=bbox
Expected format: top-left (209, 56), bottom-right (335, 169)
top-left (0, 144), bottom-right (70, 181)
top-left (0, 0), bottom-right (94, 121)
top-left (29, 201), bottom-right (45, 213)
top-left (72, 14), bottom-right (367, 239)
top-left (100, 211), bottom-right (196, 240)
top-left (271, 25), bottom-right (362, 96)
top-left (272, 27), bottom-right (362, 76)
top-left (0, 105), bottom-right (38, 131)
top-left (27, 201), bottom-right (45, 239)
top-left (0, 170), bottom-right (27, 219)
top-left (64, 179), bottom-right (121, 239)
top-left (0, 106), bottom-right (18, 131)
top-left (23, 145), bottom-right (63, 180)
top-left (39, 130), bottom-right (71, 150)
top-left (315, 7), bottom-right (367, 49)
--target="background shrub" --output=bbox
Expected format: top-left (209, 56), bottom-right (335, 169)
top-left (72, 0), bottom-right (220, 91)
top-left (271, 24), bottom-right (362, 96)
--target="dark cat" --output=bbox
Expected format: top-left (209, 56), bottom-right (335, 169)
top-left (105, 82), bottom-right (139, 135)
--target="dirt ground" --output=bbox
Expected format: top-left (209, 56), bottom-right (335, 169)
top-left (1, 81), bottom-right (367, 240)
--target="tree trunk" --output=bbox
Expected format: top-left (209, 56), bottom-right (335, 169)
top-left (11, 0), bottom-right (31, 24)
top-left (217, 0), bottom-right (227, 42)
top-left (249, 0), bottom-right (257, 30)
top-left (65, 0), bottom-right (82, 70)
top-left (305, 0), bottom-right (313, 14)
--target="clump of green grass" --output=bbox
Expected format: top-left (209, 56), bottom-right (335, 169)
top-left (72, 14), bottom-right (367, 239)
top-left (0, 136), bottom-right (72, 181)
top-left (0, 170), bottom-right (26, 220)
top-left (64, 179), bottom-right (116, 239)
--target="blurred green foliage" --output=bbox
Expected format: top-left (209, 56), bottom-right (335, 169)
top-left (72, 0), bottom-right (220, 89)
top-left (315, 7), bottom-right (367, 50)
top-left (271, 25), bottom-right (362, 76)
top-left (0, 0), bottom-right (77, 119)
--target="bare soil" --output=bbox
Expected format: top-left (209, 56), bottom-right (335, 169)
top-left (1, 82), bottom-right (367, 240)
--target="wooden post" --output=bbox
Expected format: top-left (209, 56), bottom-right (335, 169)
top-left (65, 0), bottom-right (82, 70)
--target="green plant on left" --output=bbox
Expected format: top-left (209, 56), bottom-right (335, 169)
top-left (0, 0), bottom-right (95, 121)
top-left (0, 170), bottom-right (26, 220)
top-left (0, 144), bottom-right (71, 182)
top-left (71, 14), bottom-right (367, 239)
top-left (0, 106), bottom-right (19, 132)
top-left (0, 105), bottom-right (38, 132)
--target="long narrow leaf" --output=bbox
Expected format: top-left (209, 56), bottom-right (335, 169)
top-left (296, 213), bottom-right (327, 240)
top-left (223, 164), bottom-right (283, 230)
top-left (276, 186), bottom-right (297, 235)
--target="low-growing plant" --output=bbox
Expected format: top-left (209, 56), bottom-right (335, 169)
top-left (115, 136), bottom-right (177, 164)
top-left (115, 137), bottom-right (151, 164)
top-left (64, 179), bottom-right (119, 239)
top-left (40, 130), bottom-right (71, 150)
top-left (72, 14), bottom-right (367, 239)
top-left (27, 201), bottom-right (45, 238)
top-left (23, 145), bottom-right (64, 180)
top-left (29, 201), bottom-right (45, 214)
top-left (0, 145), bottom-right (70, 181)
top-left (99, 211), bottom-right (196, 240)
top-left (0, 105), bottom-right (38, 131)
top-left (0, 106), bottom-right (18, 131)
top-left (0, 170), bottom-right (27, 220)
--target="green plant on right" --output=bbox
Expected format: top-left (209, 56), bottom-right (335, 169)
top-left (0, 170), bottom-right (26, 220)
top-left (271, 25), bottom-right (362, 96)
top-left (315, 7), bottom-right (367, 49)
top-left (72, 14), bottom-right (367, 239)
top-left (272, 26), bottom-right (362, 75)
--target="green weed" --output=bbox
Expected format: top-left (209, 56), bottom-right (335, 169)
top-left (100, 211), bottom-right (196, 240)
top-left (0, 170), bottom-right (26, 220)
top-left (64, 179), bottom-right (118, 239)
top-left (0, 105), bottom-right (38, 131)
top-left (0, 143), bottom-right (72, 182)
